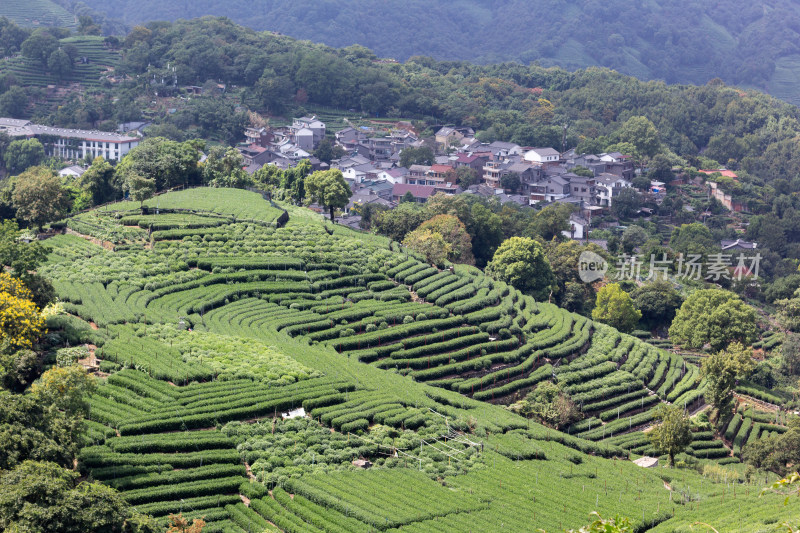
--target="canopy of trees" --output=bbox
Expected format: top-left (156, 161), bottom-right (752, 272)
top-left (669, 289), bottom-right (758, 351)
top-left (63, 1), bottom-right (800, 107)
top-left (486, 236), bottom-right (555, 301)
top-left (591, 283), bottom-right (641, 333)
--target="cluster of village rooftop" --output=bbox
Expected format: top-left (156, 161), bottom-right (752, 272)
top-left (0, 114), bottom-right (657, 238)
top-left (240, 118), bottom-right (646, 236)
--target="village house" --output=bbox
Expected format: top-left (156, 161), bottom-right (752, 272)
top-left (392, 183), bottom-right (437, 203)
top-left (376, 167), bottom-right (409, 184)
top-left (595, 173), bottom-right (633, 207)
top-left (568, 174), bottom-right (597, 205)
top-left (58, 165), bottom-right (86, 179)
top-left (721, 239), bottom-right (758, 251)
top-left (523, 147), bottom-right (561, 165)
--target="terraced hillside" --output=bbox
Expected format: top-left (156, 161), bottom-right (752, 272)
top-left (39, 188), bottom-right (798, 532)
top-left (0, 0), bottom-right (76, 29)
top-left (0, 35), bottom-right (118, 88)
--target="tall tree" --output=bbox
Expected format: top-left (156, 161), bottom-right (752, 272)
top-left (11, 167), bottom-right (71, 230)
top-left (403, 214), bottom-right (474, 265)
top-left (486, 236), bottom-right (556, 300)
top-left (669, 289), bottom-right (758, 351)
top-left (591, 283), bottom-right (641, 333)
top-left (399, 146), bottom-right (434, 167)
top-left (0, 460), bottom-right (159, 532)
top-left (527, 203), bottom-right (574, 241)
top-left (373, 202), bottom-right (426, 242)
top-left (305, 169), bottom-right (351, 222)
top-left (615, 116), bottom-right (662, 159)
top-left (631, 281), bottom-right (682, 329)
top-left (4, 139), bottom-right (44, 174)
top-left (126, 174), bottom-right (155, 209)
top-left (611, 187), bottom-right (641, 219)
top-left (114, 138), bottom-right (201, 192)
top-left (701, 342), bottom-right (755, 421)
top-left (80, 157), bottom-right (116, 206)
top-left (648, 404), bottom-right (692, 467)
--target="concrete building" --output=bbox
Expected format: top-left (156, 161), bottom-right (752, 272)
top-left (0, 118), bottom-right (139, 162)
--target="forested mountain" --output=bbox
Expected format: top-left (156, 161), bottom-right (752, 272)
top-left (46, 0), bottom-right (800, 105)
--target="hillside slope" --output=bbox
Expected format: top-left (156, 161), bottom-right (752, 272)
top-left (0, 0), bottom-right (75, 29)
top-left (35, 188), bottom-right (797, 532)
top-left (58, 0), bottom-right (800, 104)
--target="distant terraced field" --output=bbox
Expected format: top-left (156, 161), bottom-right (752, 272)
top-left (0, 0), bottom-right (76, 29)
top-left (0, 36), bottom-right (118, 88)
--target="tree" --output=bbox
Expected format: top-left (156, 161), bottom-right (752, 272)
top-left (126, 174), bottom-right (155, 210)
top-left (402, 229), bottom-right (450, 266)
top-left (632, 175), bottom-right (652, 190)
top-left (611, 187), bottom-right (641, 219)
top-left (400, 191), bottom-right (415, 204)
top-left (0, 220), bottom-right (52, 307)
top-left (455, 167), bottom-right (479, 189)
top-left (305, 169), bottom-right (351, 222)
top-left (47, 48), bottom-right (73, 80)
top-left (776, 288), bottom-right (800, 332)
top-left (514, 381), bottom-right (580, 430)
top-left (701, 342), bottom-right (755, 421)
top-left (11, 167), bottom-right (70, 230)
top-left (280, 160), bottom-right (311, 204)
top-left (20, 30), bottom-right (58, 66)
top-left (615, 116), bottom-right (662, 159)
top-left (77, 15), bottom-right (102, 36)
top-left (648, 153), bottom-right (674, 181)
top-left (202, 147), bottom-right (251, 188)
top-left (486, 237), bottom-right (555, 300)
top-left (0, 460), bottom-right (159, 533)
top-left (648, 404), bottom-right (692, 466)
top-left (0, 278), bottom-right (44, 351)
top-left (114, 138), bottom-right (201, 192)
top-left (669, 223), bottom-right (718, 258)
top-left (470, 203), bottom-right (504, 267)
top-left (4, 139), bottom-right (44, 174)
top-left (543, 240), bottom-right (604, 314)
top-left (500, 172), bottom-right (521, 193)
top-left (527, 203), bottom-right (574, 241)
top-left (620, 225), bottom-right (648, 253)
top-left (313, 138), bottom-right (345, 164)
top-left (373, 202), bottom-right (426, 242)
top-left (782, 333), bottom-right (800, 376)
top-left (80, 157), bottom-right (116, 206)
top-left (30, 365), bottom-right (95, 417)
top-left (399, 146), bottom-right (434, 167)
top-left (631, 281), bottom-right (682, 329)
top-left (403, 214), bottom-right (474, 265)
top-left (0, 87), bottom-right (29, 119)
top-left (591, 283), bottom-right (641, 333)
top-left (669, 289), bottom-right (758, 351)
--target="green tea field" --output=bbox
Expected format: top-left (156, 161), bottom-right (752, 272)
top-left (40, 188), bottom-right (797, 532)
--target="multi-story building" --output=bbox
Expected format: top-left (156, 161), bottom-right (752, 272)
top-left (0, 118), bottom-right (139, 162)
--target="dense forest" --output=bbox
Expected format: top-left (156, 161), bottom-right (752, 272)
top-left (35, 0), bottom-right (800, 105)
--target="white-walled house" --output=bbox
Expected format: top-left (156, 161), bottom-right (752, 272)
top-left (595, 173), bottom-right (633, 207)
top-left (523, 147), bottom-right (560, 164)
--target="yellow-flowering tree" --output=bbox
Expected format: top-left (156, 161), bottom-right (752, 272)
top-left (0, 289), bottom-right (45, 351)
top-left (0, 272), bottom-right (34, 300)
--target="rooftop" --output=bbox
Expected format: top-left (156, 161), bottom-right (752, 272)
top-left (392, 183), bottom-right (437, 199)
top-left (0, 118), bottom-right (140, 143)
